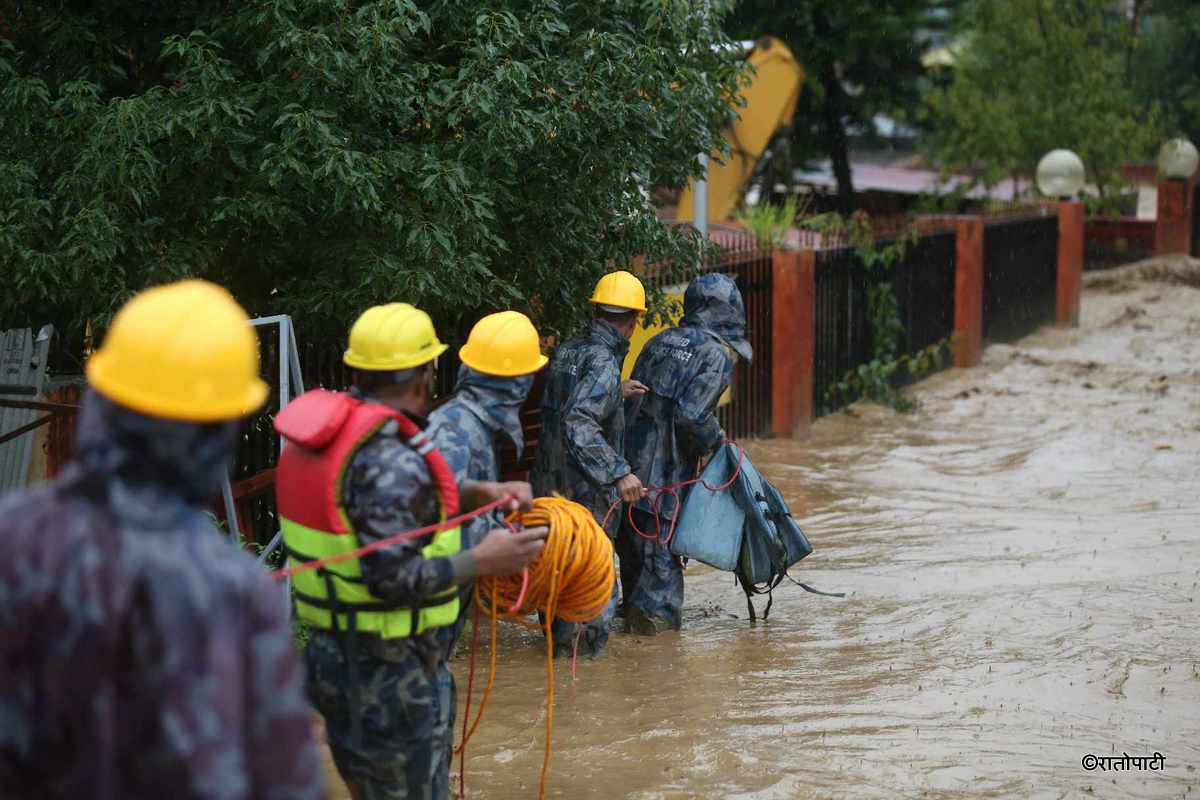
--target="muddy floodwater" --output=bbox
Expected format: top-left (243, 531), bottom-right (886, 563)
top-left (325, 259), bottom-right (1200, 799)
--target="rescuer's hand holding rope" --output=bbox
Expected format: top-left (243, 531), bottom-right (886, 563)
top-left (615, 472), bottom-right (647, 504)
top-left (471, 526), bottom-right (548, 575)
top-left (460, 480), bottom-right (546, 576)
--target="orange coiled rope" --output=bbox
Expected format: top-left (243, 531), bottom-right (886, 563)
top-left (456, 496), bottom-right (615, 799)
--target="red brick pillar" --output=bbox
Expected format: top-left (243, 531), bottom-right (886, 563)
top-left (954, 217), bottom-right (984, 368)
top-left (1155, 179), bottom-right (1193, 255)
top-left (1056, 200), bottom-right (1084, 327)
top-left (771, 249), bottom-right (815, 438)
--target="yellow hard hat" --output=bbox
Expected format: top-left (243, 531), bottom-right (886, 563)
top-left (86, 280), bottom-right (269, 422)
top-left (343, 303), bottom-right (448, 371)
top-left (458, 311), bottom-right (550, 377)
top-left (589, 270), bottom-right (647, 312)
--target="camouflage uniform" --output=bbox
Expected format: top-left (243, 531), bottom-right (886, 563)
top-left (304, 390), bottom-right (477, 800)
top-left (0, 391), bottom-right (323, 800)
top-left (428, 365), bottom-right (534, 657)
top-left (619, 273), bottom-right (752, 632)
top-left (531, 318), bottom-right (628, 655)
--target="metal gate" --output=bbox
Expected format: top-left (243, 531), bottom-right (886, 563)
top-left (0, 326), bottom-right (55, 491)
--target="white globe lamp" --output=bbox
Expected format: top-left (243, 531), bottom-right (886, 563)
top-left (1157, 138), bottom-right (1199, 180)
top-left (1036, 149), bottom-right (1086, 199)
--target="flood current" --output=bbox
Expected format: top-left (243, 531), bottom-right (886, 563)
top-left (327, 258), bottom-right (1200, 799)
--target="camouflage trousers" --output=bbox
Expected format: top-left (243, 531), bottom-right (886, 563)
top-left (546, 557), bottom-right (620, 657)
top-left (617, 507), bottom-right (685, 632)
top-left (545, 501), bottom-right (620, 657)
top-left (305, 632), bottom-right (455, 800)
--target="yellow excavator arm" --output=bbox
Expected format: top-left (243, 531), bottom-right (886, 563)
top-left (676, 36), bottom-right (804, 225)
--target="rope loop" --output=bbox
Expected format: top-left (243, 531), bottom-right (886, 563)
top-left (456, 496), bottom-right (615, 800)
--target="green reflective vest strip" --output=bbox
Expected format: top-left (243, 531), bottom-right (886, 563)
top-left (281, 516), bottom-right (461, 639)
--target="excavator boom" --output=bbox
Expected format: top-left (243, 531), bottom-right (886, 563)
top-left (676, 36), bottom-right (804, 224)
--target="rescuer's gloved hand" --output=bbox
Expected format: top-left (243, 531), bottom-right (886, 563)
top-left (615, 473), bottom-right (645, 504)
top-left (472, 526), bottom-right (548, 576)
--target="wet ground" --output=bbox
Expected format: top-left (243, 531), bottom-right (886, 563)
top-left (327, 258), bottom-right (1200, 798)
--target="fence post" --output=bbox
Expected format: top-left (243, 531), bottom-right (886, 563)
top-left (954, 217), bottom-right (984, 368)
top-left (1155, 178), bottom-right (1193, 255)
top-left (771, 248), bottom-right (815, 438)
top-left (1056, 201), bottom-right (1084, 327)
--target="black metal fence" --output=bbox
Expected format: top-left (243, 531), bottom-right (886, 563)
top-left (811, 228), bottom-right (957, 416)
top-left (703, 239), bottom-right (775, 441)
top-left (896, 231), bottom-right (957, 356)
top-left (813, 247), bottom-right (870, 416)
top-left (1084, 218), bottom-right (1155, 271)
top-left (982, 214), bottom-right (1059, 342)
top-left (642, 225), bottom-right (775, 440)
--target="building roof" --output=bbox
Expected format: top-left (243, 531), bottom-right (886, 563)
top-left (793, 161), bottom-right (1021, 201)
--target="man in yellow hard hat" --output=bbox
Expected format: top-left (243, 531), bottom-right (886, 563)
top-left (274, 303), bottom-right (546, 799)
top-left (428, 311), bottom-right (549, 658)
top-left (531, 270), bottom-right (648, 658)
top-left (0, 280), bottom-right (324, 799)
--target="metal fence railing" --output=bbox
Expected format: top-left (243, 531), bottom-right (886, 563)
top-left (813, 246), bottom-right (871, 417)
top-left (22, 212), bottom-right (1071, 543)
top-left (812, 226), bottom-right (958, 417)
top-left (982, 214), bottom-right (1059, 343)
top-left (895, 230), bottom-right (957, 357)
top-left (1085, 217), bottom-right (1155, 271)
top-left (625, 224), bottom-right (775, 440)
top-left (704, 241), bottom-right (775, 441)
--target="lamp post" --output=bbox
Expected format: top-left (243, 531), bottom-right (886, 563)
top-left (1154, 138), bottom-right (1198, 256)
top-left (1037, 149), bottom-right (1085, 328)
top-left (692, 0), bottom-right (710, 241)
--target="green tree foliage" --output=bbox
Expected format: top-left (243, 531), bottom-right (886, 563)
top-left (924, 0), bottom-right (1157, 197)
top-left (0, 1), bottom-right (742, 346)
top-left (1131, 0), bottom-right (1200, 145)
top-left (726, 0), bottom-right (954, 212)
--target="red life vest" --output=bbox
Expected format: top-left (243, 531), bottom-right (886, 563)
top-left (274, 389), bottom-right (462, 638)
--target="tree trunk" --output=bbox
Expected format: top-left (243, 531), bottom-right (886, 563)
top-left (766, 129), bottom-right (794, 205)
top-left (821, 65), bottom-right (856, 214)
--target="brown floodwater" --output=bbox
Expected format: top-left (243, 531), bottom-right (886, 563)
top-left (326, 258), bottom-right (1200, 799)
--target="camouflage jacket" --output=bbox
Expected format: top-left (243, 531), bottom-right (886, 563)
top-left (625, 273), bottom-right (752, 519)
top-left (532, 318), bottom-right (629, 534)
top-left (429, 365), bottom-right (533, 542)
top-left (428, 367), bottom-right (534, 656)
top-left (0, 392), bottom-right (323, 800)
top-left (330, 390), bottom-right (476, 671)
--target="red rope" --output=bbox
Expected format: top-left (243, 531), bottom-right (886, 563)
top-left (600, 441), bottom-right (746, 548)
top-left (270, 496), bottom-right (511, 579)
top-left (458, 599), bottom-right (483, 798)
